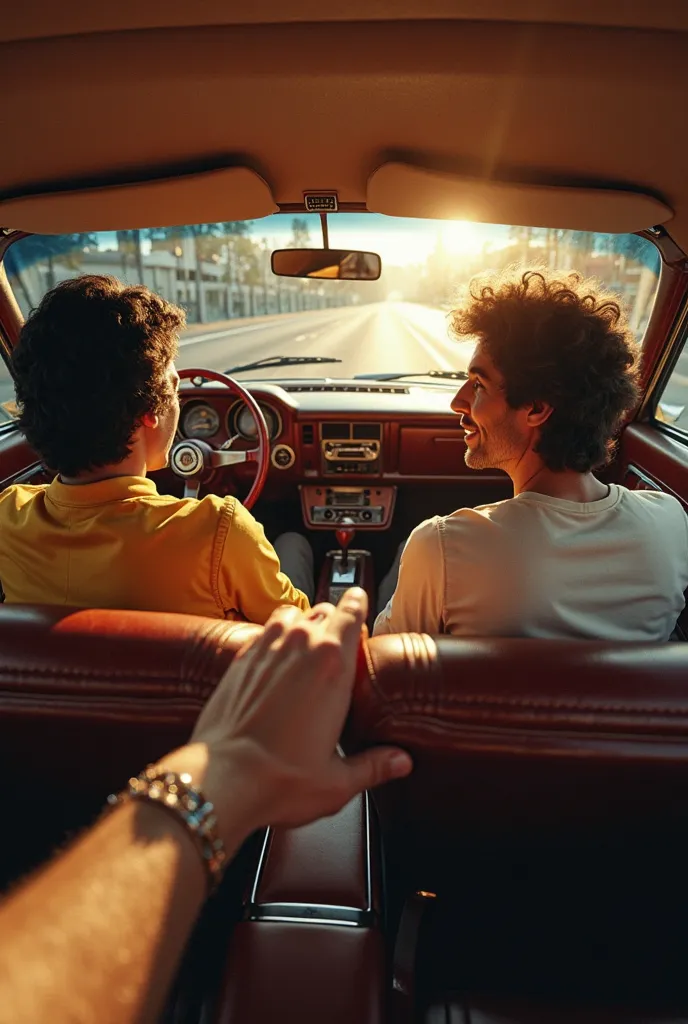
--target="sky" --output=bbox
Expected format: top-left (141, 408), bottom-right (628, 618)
top-left (250, 213), bottom-right (512, 266)
top-left (100, 213), bottom-right (513, 268)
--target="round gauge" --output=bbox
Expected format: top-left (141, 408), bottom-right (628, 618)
top-left (180, 402), bottom-right (220, 439)
top-left (232, 403), bottom-right (281, 442)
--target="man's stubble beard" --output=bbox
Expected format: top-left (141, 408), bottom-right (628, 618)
top-left (463, 423), bottom-right (521, 473)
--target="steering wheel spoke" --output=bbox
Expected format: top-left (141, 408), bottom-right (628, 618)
top-left (183, 478), bottom-right (201, 500)
top-left (209, 447), bottom-right (260, 468)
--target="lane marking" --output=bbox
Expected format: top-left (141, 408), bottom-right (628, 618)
top-left (180, 321), bottom-right (277, 346)
top-left (179, 308), bottom-right (363, 348)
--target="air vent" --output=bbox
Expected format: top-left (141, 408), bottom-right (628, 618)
top-left (301, 424), bottom-right (315, 445)
top-left (353, 423), bottom-right (382, 440)
top-left (322, 423), bottom-right (350, 440)
top-left (282, 384), bottom-right (409, 395)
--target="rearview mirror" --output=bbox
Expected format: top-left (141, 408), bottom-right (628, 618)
top-left (271, 248), bottom-right (382, 281)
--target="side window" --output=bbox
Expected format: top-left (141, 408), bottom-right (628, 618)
top-left (655, 339), bottom-right (688, 434)
top-left (0, 339), bottom-right (16, 425)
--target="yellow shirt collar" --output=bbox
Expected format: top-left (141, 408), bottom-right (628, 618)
top-left (47, 475), bottom-right (159, 506)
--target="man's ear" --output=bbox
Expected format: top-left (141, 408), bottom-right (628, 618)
top-left (140, 412), bottom-right (160, 429)
top-left (526, 400), bottom-right (553, 428)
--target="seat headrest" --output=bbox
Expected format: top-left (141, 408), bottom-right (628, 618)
top-left (0, 604), bottom-right (261, 702)
top-left (0, 605), bottom-right (262, 793)
top-left (346, 634), bottom-right (688, 830)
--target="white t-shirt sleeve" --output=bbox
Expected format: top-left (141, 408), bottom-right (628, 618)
top-left (373, 518), bottom-right (444, 635)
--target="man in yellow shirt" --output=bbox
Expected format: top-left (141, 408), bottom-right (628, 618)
top-left (0, 275), bottom-right (312, 621)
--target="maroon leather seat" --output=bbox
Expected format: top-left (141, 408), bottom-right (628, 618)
top-left (0, 604), bottom-right (261, 886)
top-left (349, 632), bottom-right (688, 831)
top-left (345, 633), bottom-right (688, 1020)
top-left (0, 603), bottom-right (261, 787)
top-left (4, 605), bottom-right (688, 1021)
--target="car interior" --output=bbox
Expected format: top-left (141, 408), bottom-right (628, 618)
top-left (3, 3), bottom-right (688, 1022)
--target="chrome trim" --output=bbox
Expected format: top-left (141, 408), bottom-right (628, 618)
top-left (228, 399), bottom-right (282, 443)
top-left (270, 443), bottom-right (296, 470)
top-left (626, 463), bottom-right (661, 490)
top-left (363, 790), bottom-right (373, 914)
top-left (249, 828), bottom-right (272, 905)
top-left (5, 460), bottom-right (45, 486)
top-left (179, 400), bottom-right (220, 440)
top-left (247, 902), bottom-right (374, 927)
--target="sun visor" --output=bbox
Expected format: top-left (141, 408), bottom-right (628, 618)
top-left (0, 166), bottom-right (278, 233)
top-left (367, 162), bottom-right (673, 233)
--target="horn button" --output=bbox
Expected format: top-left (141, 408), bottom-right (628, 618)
top-left (170, 440), bottom-right (211, 477)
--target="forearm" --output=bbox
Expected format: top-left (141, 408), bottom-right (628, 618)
top-left (0, 799), bottom-right (230, 1024)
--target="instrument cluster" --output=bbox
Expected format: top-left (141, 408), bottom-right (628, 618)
top-left (179, 400), bottom-right (282, 442)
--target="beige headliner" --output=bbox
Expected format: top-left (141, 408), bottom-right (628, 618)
top-left (2, 6), bottom-right (688, 246)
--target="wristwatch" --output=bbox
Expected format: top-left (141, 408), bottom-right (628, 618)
top-left (107, 766), bottom-right (226, 892)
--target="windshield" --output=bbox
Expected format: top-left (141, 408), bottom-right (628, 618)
top-left (4, 214), bottom-right (660, 391)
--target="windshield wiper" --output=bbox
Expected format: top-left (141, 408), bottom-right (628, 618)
top-left (225, 355), bottom-right (343, 375)
top-left (354, 370), bottom-right (468, 382)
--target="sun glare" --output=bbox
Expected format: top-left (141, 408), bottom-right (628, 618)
top-left (441, 220), bottom-right (484, 255)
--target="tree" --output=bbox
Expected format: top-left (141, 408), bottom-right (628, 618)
top-left (116, 230), bottom-right (145, 282)
top-left (601, 233), bottom-right (660, 272)
top-left (288, 218), bottom-right (311, 248)
top-left (4, 233), bottom-right (97, 311)
top-left (146, 221), bottom-right (254, 322)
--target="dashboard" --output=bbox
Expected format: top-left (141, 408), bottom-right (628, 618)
top-left (176, 378), bottom-right (507, 526)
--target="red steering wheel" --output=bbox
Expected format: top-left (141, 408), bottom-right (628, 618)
top-left (169, 367), bottom-right (270, 511)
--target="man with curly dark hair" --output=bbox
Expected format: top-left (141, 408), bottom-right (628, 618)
top-left (375, 268), bottom-right (688, 641)
top-left (0, 275), bottom-right (313, 620)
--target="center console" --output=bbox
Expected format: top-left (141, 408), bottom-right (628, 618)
top-left (300, 485), bottom-right (396, 529)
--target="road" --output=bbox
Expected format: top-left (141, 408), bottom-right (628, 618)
top-left (174, 301), bottom-right (469, 382)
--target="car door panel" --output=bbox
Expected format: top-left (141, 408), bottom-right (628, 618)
top-left (0, 426), bottom-right (45, 489)
top-left (617, 424), bottom-right (688, 637)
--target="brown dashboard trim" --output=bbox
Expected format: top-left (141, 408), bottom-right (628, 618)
top-left (179, 387), bottom-right (507, 483)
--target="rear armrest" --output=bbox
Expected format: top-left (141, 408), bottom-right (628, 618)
top-left (214, 792), bottom-right (387, 1023)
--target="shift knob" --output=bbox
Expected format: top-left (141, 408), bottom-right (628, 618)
top-left (335, 517), bottom-right (355, 568)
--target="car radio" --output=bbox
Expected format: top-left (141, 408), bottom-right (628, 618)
top-left (322, 439), bottom-right (381, 475)
top-left (309, 486), bottom-right (384, 524)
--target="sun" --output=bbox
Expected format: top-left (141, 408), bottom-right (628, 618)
top-left (441, 220), bottom-right (484, 255)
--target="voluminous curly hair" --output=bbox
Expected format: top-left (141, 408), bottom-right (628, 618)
top-left (13, 275), bottom-right (185, 476)
top-left (450, 267), bottom-right (641, 472)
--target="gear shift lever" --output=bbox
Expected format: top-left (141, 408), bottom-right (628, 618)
top-left (335, 517), bottom-right (356, 570)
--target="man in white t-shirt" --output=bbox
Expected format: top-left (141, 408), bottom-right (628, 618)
top-left (374, 268), bottom-right (688, 641)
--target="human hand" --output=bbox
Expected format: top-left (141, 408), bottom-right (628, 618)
top-left (158, 588), bottom-right (412, 849)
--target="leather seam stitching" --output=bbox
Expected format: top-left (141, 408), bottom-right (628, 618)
top-left (375, 696), bottom-right (688, 717)
top-left (0, 666), bottom-right (199, 682)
